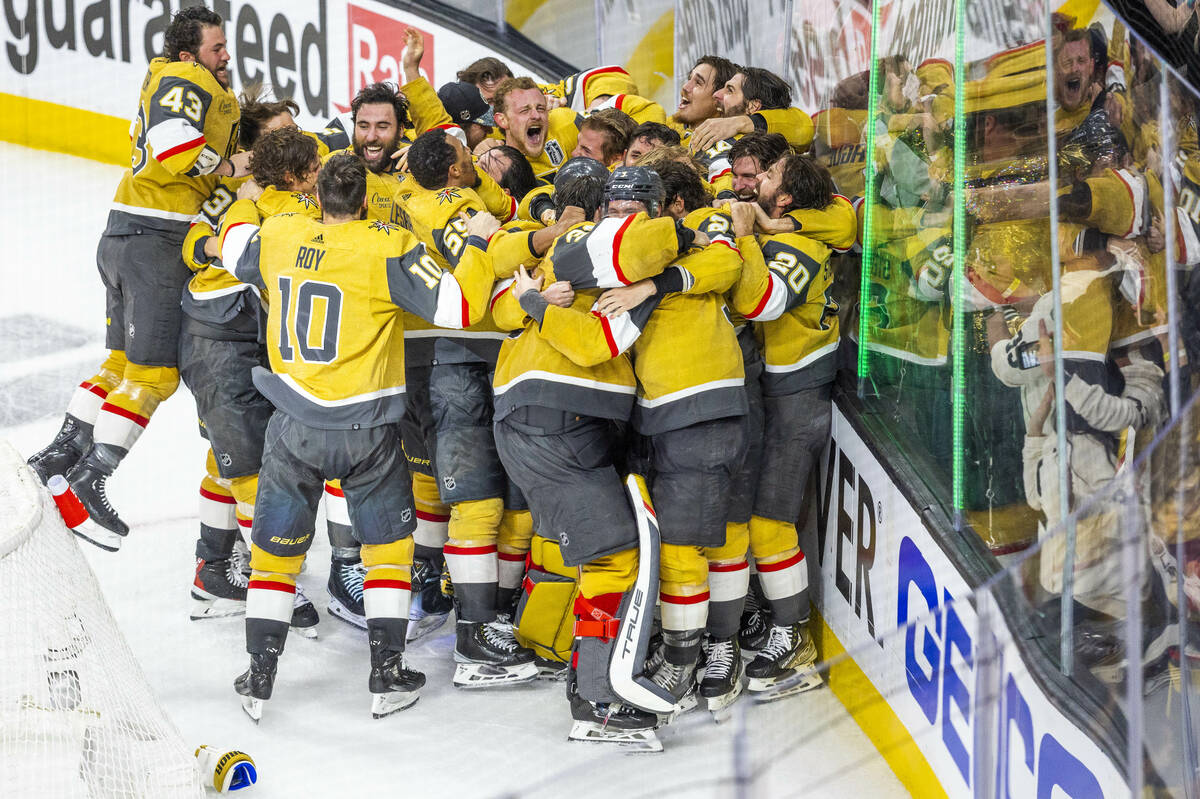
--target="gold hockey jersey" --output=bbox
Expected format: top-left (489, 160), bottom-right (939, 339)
top-left (402, 183), bottom-right (510, 364)
top-left (218, 199), bottom-right (496, 428)
top-left (730, 229), bottom-right (838, 394)
top-left (491, 213), bottom-right (687, 420)
top-left (111, 58), bottom-right (240, 235)
top-left (182, 186), bottom-right (322, 336)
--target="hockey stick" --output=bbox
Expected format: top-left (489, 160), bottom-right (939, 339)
top-left (608, 474), bottom-right (676, 714)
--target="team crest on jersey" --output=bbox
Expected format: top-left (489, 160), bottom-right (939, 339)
top-left (368, 220), bottom-right (398, 235)
top-left (545, 140), bottom-right (565, 166)
top-left (293, 192), bottom-right (319, 210)
top-left (436, 187), bottom-right (462, 204)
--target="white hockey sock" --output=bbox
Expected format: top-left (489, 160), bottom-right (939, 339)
top-left (92, 403), bottom-right (148, 452)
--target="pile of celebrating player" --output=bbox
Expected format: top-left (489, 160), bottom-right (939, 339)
top-left (29, 5), bottom-right (1194, 752)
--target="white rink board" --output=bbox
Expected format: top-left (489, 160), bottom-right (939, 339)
top-left (810, 404), bottom-right (1128, 797)
top-left (1, 0), bottom-right (555, 132)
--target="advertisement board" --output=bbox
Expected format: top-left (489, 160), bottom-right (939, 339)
top-left (1, 0), bottom-right (555, 163)
top-left (810, 403), bottom-right (1128, 797)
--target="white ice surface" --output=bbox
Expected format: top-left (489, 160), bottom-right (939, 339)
top-left (0, 142), bottom-right (909, 798)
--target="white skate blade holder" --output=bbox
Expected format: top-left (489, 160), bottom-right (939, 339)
top-left (189, 595), bottom-right (247, 621)
top-left (291, 623), bottom-right (318, 640)
top-left (703, 677), bottom-right (744, 718)
top-left (406, 611), bottom-right (450, 642)
top-left (568, 721), bottom-right (663, 753)
top-left (452, 660), bottom-right (538, 689)
top-left (49, 475), bottom-right (122, 551)
top-left (371, 689), bottom-right (420, 719)
top-left (326, 597), bottom-right (367, 630)
top-left (240, 695), bottom-right (264, 724)
top-left (748, 667), bottom-right (824, 702)
top-left (194, 745), bottom-right (257, 792)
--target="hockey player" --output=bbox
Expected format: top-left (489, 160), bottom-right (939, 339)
top-left (703, 68), bottom-right (810, 197)
top-left (675, 57), bottom-right (814, 156)
top-left (593, 162), bottom-right (750, 717)
top-left (27, 7), bottom-right (249, 547)
top-left (181, 126), bottom-right (323, 636)
top-left (403, 129), bottom-right (538, 687)
top-left (570, 109), bottom-right (636, 168)
top-left (625, 121), bottom-right (682, 166)
top-left (723, 132), bottom-right (791, 202)
top-left (489, 77), bottom-right (582, 180)
top-left (492, 167), bottom-right (710, 748)
top-left (438, 80), bottom-right (496, 150)
top-left (725, 154), bottom-right (844, 700)
top-left (217, 153), bottom-right (506, 721)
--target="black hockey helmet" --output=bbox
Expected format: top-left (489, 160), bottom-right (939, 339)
top-left (604, 165), bottom-right (664, 217)
top-left (554, 156), bottom-right (611, 193)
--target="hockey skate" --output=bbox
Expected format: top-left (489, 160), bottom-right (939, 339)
top-left (534, 656), bottom-right (569, 681)
top-left (290, 585), bottom-right (319, 639)
top-left (407, 557), bottom-right (452, 642)
top-left (649, 659), bottom-right (698, 724)
top-left (326, 557), bottom-right (367, 629)
top-left (368, 634), bottom-right (425, 718)
top-left (27, 415), bottom-right (91, 485)
top-left (567, 689), bottom-right (663, 753)
top-left (452, 621), bottom-right (538, 688)
top-left (65, 444), bottom-right (128, 538)
top-left (738, 589), bottom-right (770, 655)
top-left (234, 639), bottom-right (282, 724)
top-left (746, 622), bottom-right (823, 701)
top-left (190, 556), bottom-right (248, 620)
top-left (699, 637), bottom-right (744, 719)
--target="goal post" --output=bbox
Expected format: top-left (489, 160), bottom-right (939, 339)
top-left (0, 439), bottom-right (204, 797)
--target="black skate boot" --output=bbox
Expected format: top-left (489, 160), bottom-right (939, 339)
top-left (407, 557), bottom-right (452, 642)
top-left (234, 633), bottom-right (283, 723)
top-left (567, 675), bottom-right (662, 752)
top-left (452, 620), bottom-right (537, 688)
top-left (648, 629), bottom-right (700, 723)
top-left (290, 585), bottom-right (319, 639)
top-left (368, 622), bottom-right (425, 718)
top-left (65, 443), bottom-right (128, 538)
top-left (745, 621), bottom-right (822, 701)
top-left (326, 557), bottom-right (367, 630)
top-left (738, 584), bottom-right (770, 654)
top-left (190, 556), bottom-right (248, 620)
top-left (27, 414), bottom-right (92, 485)
top-left (699, 636), bottom-right (744, 715)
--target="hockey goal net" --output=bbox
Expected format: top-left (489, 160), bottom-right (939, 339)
top-left (0, 440), bottom-right (203, 797)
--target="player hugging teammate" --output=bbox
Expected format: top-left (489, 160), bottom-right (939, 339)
top-left (27, 6), bottom-right (853, 751)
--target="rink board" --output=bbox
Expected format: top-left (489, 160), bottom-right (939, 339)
top-left (808, 403), bottom-right (1128, 797)
top-left (0, 0), bottom-right (554, 165)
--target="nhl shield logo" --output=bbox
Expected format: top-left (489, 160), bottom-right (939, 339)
top-left (401, 508), bottom-right (413, 523)
top-left (443, 476), bottom-right (456, 491)
top-left (545, 140), bottom-right (565, 166)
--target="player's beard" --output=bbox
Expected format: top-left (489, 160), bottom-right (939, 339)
top-left (355, 131), bottom-right (403, 174)
top-left (756, 189), bottom-right (776, 217)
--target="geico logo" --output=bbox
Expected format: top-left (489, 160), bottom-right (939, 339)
top-left (269, 534), bottom-right (311, 546)
top-left (2, 1), bottom-right (330, 119)
top-left (347, 4), bottom-right (433, 96)
top-left (897, 537), bottom-right (1107, 796)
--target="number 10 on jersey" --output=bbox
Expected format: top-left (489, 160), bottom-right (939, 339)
top-left (277, 276), bottom-right (344, 364)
